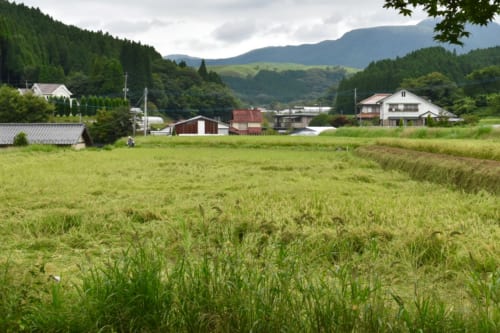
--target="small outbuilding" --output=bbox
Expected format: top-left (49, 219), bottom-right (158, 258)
top-left (0, 123), bottom-right (93, 149)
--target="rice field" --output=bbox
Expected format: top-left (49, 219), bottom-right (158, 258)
top-left (0, 135), bottom-right (499, 332)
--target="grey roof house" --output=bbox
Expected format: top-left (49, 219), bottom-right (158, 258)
top-left (31, 83), bottom-right (73, 100)
top-left (0, 123), bottom-right (93, 149)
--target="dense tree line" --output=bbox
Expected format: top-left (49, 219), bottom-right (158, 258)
top-left (222, 67), bottom-right (347, 107)
top-left (0, 0), bottom-right (238, 126)
top-left (333, 46), bottom-right (500, 117)
top-left (0, 85), bottom-right (54, 122)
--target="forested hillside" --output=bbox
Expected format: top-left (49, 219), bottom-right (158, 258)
top-left (334, 46), bottom-right (500, 118)
top-left (0, 0), bottom-right (238, 121)
top-left (218, 65), bottom-right (349, 107)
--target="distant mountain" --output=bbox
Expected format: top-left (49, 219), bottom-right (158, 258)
top-left (165, 19), bottom-right (500, 69)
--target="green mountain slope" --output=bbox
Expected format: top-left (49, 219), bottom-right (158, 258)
top-left (0, 0), bottom-right (238, 121)
top-left (207, 63), bottom-right (358, 106)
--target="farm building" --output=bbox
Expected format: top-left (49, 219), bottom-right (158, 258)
top-left (357, 89), bottom-right (457, 126)
top-left (230, 109), bottom-right (262, 135)
top-left (0, 123), bottom-right (93, 149)
top-left (163, 116), bottom-right (229, 136)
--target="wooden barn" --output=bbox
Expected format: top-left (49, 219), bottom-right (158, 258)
top-left (172, 116), bottom-right (229, 136)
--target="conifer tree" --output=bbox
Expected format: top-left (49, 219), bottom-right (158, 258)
top-left (198, 59), bottom-right (209, 81)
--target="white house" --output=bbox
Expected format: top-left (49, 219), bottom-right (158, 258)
top-left (31, 83), bottom-right (73, 100)
top-left (358, 89), bottom-right (456, 126)
top-left (19, 83), bottom-right (74, 108)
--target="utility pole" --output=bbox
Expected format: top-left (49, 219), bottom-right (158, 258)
top-left (123, 72), bottom-right (128, 100)
top-left (132, 112), bottom-right (136, 137)
top-left (354, 88), bottom-right (358, 126)
top-left (144, 87), bottom-right (148, 136)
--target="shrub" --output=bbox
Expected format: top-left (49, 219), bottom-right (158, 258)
top-left (13, 132), bottom-right (29, 146)
top-left (330, 115), bottom-right (353, 127)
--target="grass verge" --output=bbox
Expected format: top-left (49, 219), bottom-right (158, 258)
top-left (356, 145), bottom-right (500, 194)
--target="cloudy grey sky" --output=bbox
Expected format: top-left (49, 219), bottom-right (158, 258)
top-left (15, 0), bottom-right (433, 58)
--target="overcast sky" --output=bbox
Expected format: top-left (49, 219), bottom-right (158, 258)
top-left (15, 1), bottom-right (434, 58)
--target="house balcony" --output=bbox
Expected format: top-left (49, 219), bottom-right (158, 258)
top-left (357, 112), bottom-right (380, 120)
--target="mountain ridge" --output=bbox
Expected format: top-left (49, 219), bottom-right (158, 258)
top-left (166, 19), bottom-right (500, 69)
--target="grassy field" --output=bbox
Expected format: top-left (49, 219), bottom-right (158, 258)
top-left (323, 125), bottom-right (500, 140)
top-left (0, 135), bottom-right (499, 331)
top-left (208, 62), bottom-right (359, 78)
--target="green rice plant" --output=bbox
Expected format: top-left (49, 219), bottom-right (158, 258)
top-left (76, 243), bottom-right (173, 332)
top-left (323, 126), bottom-right (404, 138)
top-left (123, 208), bottom-right (161, 224)
top-left (467, 270), bottom-right (500, 332)
top-left (0, 138), bottom-right (499, 331)
top-left (26, 283), bottom-right (83, 333)
top-left (0, 261), bottom-right (24, 332)
top-left (134, 134), bottom-right (370, 151)
top-left (165, 241), bottom-right (305, 332)
top-left (480, 117), bottom-right (500, 126)
top-left (24, 212), bottom-right (83, 236)
top-left (324, 125), bottom-right (500, 140)
top-left (296, 264), bottom-right (389, 332)
top-left (376, 138), bottom-right (500, 161)
top-left (0, 260), bottom-right (64, 332)
top-left (405, 232), bottom-right (456, 268)
top-left (392, 292), bottom-right (464, 333)
top-left (19, 144), bottom-right (59, 152)
top-left (356, 145), bottom-right (500, 194)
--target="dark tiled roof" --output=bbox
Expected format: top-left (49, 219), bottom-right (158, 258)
top-left (0, 123), bottom-right (92, 146)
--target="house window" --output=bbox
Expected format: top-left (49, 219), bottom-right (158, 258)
top-left (388, 104), bottom-right (399, 112)
top-left (403, 104), bottom-right (419, 112)
top-left (401, 91), bottom-right (406, 97)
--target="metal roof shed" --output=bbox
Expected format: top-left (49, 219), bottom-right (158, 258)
top-left (0, 123), bottom-right (93, 149)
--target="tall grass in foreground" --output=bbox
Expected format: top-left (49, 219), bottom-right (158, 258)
top-left (1, 143), bottom-right (499, 332)
top-left (3, 242), bottom-right (498, 332)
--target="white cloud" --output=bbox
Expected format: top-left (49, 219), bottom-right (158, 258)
top-left (212, 20), bottom-right (259, 43)
top-left (12, 0), bottom-right (456, 58)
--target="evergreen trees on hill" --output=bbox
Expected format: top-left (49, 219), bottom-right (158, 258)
top-left (0, 0), bottom-right (158, 93)
top-left (0, 0), bottom-right (237, 123)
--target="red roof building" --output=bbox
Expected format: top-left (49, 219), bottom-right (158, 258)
top-left (230, 109), bottom-right (262, 135)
